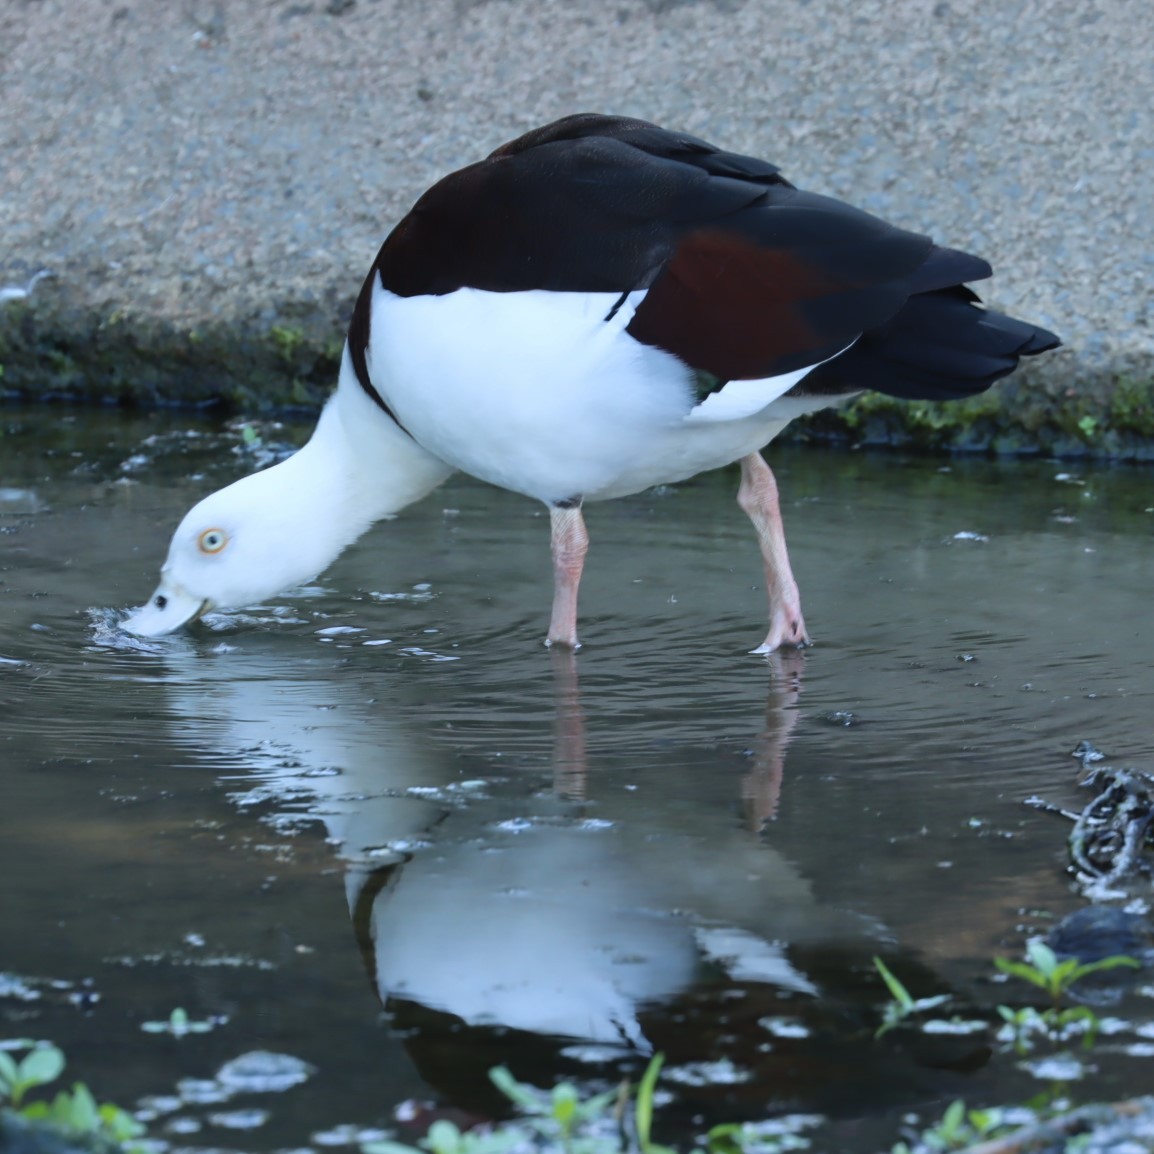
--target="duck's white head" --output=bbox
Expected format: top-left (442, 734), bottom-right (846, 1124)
top-left (123, 356), bottom-right (456, 637)
top-left (122, 451), bottom-right (368, 637)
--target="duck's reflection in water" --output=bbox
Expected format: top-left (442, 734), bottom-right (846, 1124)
top-left (161, 639), bottom-right (983, 1117)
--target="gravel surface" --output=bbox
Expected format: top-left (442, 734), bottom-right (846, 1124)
top-left (1, 0), bottom-right (1151, 404)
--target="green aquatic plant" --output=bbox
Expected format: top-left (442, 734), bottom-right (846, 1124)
top-left (891, 1099), bottom-right (1015, 1154)
top-left (634, 1053), bottom-right (664, 1154)
top-left (872, 957), bottom-right (951, 1037)
top-left (625, 1054), bottom-right (817, 1154)
top-left (0, 1041), bottom-right (146, 1149)
top-left (995, 939), bottom-right (1140, 1003)
top-left (365, 1117), bottom-right (534, 1154)
top-left (490, 1064), bottom-right (622, 1147)
top-left (994, 939), bottom-right (1139, 1052)
top-left (363, 1062), bottom-right (623, 1154)
top-left (139, 1006), bottom-right (218, 1037)
top-left (0, 1043), bottom-right (64, 1108)
top-left (19, 1082), bottom-right (145, 1147)
top-left (363, 1055), bottom-right (817, 1154)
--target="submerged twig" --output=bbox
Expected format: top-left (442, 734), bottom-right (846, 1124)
top-left (1070, 766), bottom-right (1154, 884)
top-left (1027, 745), bottom-right (1154, 891)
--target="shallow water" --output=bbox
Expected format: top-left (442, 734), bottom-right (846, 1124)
top-left (2, 406), bottom-right (1153, 1150)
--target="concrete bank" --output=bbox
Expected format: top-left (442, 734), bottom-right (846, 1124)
top-left (2, 0), bottom-right (1151, 455)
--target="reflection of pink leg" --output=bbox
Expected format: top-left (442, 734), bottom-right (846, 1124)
top-left (742, 650), bottom-right (805, 830)
top-left (550, 648), bottom-right (587, 800)
top-left (546, 504), bottom-right (588, 649)
top-left (738, 452), bottom-right (811, 654)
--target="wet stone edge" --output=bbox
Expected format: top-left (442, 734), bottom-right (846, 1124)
top-left (2, 299), bottom-right (1153, 460)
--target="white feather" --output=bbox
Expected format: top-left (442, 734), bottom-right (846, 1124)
top-left (687, 367), bottom-right (818, 423)
top-left (366, 284), bottom-right (844, 503)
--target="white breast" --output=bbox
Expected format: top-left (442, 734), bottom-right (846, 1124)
top-left (365, 282), bottom-right (832, 503)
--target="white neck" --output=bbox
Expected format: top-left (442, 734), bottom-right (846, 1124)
top-left (189, 350), bottom-right (454, 603)
top-left (290, 351), bottom-right (453, 532)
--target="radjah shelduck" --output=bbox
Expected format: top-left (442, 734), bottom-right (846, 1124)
top-left (125, 114), bottom-right (1060, 650)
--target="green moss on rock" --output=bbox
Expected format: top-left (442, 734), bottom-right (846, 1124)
top-left (3, 296), bottom-right (1153, 460)
top-left (0, 298), bottom-right (343, 412)
top-left (790, 367), bottom-right (1154, 460)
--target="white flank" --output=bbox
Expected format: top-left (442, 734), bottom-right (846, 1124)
top-left (366, 284), bottom-right (843, 502)
top-left (367, 284), bottom-right (688, 501)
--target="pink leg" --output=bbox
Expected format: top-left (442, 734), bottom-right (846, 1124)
top-left (545, 503), bottom-right (588, 649)
top-left (738, 452), bottom-right (811, 653)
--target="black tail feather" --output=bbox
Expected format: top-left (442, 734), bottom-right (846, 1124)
top-left (801, 278), bottom-right (1061, 403)
top-left (910, 245), bottom-right (991, 293)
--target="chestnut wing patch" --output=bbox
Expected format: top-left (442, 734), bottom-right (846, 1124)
top-left (627, 191), bottom-right (933, 381)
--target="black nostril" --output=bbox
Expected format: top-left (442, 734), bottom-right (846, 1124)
top-left (154, 595), bottom-right (168, 610)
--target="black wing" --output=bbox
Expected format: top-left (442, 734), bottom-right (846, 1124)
top-left (358, 115), bottom-right (1058, 397)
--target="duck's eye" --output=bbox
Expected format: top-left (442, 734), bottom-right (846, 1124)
top-left (198, 528), bottom-right (228, 554)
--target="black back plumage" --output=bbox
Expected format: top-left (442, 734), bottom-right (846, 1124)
top-left (354, 114), bottom-right (1058, 405)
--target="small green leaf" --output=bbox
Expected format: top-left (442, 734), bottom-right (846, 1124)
top-left (940, 1098), bottom-right (967, 1137)
top-left (44, 1089), bottom-right (75, 1127)
top-left (575, 1087), bottom-right (619, 1119)
top-left (424, 1119), bottom-right (463, 1154)
top-left (67, 1081), bottom-right (102, 1133)
top-left (704, 1122), bottom-right (745, 1154)
top-left (704, 1123), bottom-right (743, 1141)
top-left (1070, 954), bottom-right (1141, 982)
top-left (363, 1142), bottom-right (424, 1154)
top-left (635, 1053), bottom-right (665, 1151)
top-left (1057, 1005), bottom-right (1096, 1025)
top-left (1025, 941), bottom-right (1059, 977)
top-left (873, 957), bottom-right (915, 1011)
top-left (488, 1066), bottom-right (543, 1112)
top-left (100, 1103), bottom-right (146, 1141)
top-left (552, 1083), bottom-right (578, 1130)
top-left (993, 958), bottom-right (1050, 990)
top-left (0, 1049), bottom-right (18, 1092)
top-left (19, 1045), bottom-right (65, 1089)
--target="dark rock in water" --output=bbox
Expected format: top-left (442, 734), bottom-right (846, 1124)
top-left (1048, 905), bottom-right (1151, 965)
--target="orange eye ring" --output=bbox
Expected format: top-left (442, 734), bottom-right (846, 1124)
top-left (198, 528), bottom-right (228, 554)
